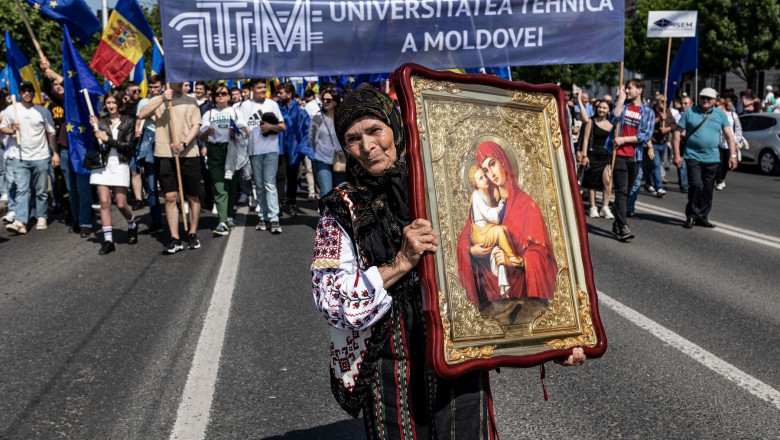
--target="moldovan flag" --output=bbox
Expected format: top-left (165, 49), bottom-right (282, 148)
top-left (89, 0), bottom-right (154, 85)
top-left (4, 31), bottom-right (43, 104)
top-left (130, 55), bottom-right (147, 98)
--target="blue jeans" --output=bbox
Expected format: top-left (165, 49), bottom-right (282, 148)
top-left (4, 156), bottom-right (17, 214)
top-left (647, 143), bottom-right (666, 191)
top-left (0, 150), bottom-right (7, 198)
top-left (314, 159), bottom-right (333, 197)
top-left (250, 153), bottom-right (280, 222)
top-left (63, 150), bottom-right (94, 228)
top-left (140, 159), bottom-right (162, 224)
top-left (677, 159), bottom-right (688, 191)
top-left (10, 158), bottom-right (49, 224)
top-left (627, 160), bottom-right (643, 213)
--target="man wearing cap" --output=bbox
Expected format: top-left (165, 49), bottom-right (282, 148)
top-left (763, 85), bottom-right (775, 113)
top-left (672, 87), bottom-right (737, 229)
top-left (0, 81), bottom-right (56, 234)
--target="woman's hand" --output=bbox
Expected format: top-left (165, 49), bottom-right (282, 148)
top-left (470, 243), bottom-right (493, 257)
top-left (396, 219), bottom-right (438, 271)
top-left (555, 347), bottom-right (586, 367)
top-left (94, 129), bottom-right (108, 142)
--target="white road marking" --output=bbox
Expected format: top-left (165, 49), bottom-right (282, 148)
top-left (634, 201), bottom-right (780, 250)
top-left (170, 209), bottom-right (247, 440)
top-left (598, 291), bottom-right (780, 411)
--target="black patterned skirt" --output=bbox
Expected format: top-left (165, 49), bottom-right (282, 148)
top-left (362, 294), bottom-right (499, 440)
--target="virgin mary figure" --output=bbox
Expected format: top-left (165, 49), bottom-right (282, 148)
top-left (456, 141), bottom-right (558, 313)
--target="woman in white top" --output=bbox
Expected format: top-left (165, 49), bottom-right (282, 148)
top-left (308, 89), bottom-right (343, 197)
top-left (716, 97), bottom-right (742, 190)
top-left (198, 84), bottom-right (247, 235)
top-left (89, 89), bottom-right (138, 255)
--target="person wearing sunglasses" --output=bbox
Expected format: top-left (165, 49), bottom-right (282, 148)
top-left (199, 84), bottom-right (248, 236)
top-left (673, 87), bottom-right (738, 229)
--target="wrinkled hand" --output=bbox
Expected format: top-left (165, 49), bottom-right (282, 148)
top-left (555, 347), bottom-right (586, 367)
top-left (396, 219), bottom-right (438, 270)
top-left (170, 142), bottom-right (185, 155)
top-left (674, 155), bottom-right (683, 168)
top-left (728, 157), bottom-right (738, 170)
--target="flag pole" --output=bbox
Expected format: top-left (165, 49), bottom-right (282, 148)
top-left (663, 37), bottom-right (672, 127)
top-left (9, 96), bottom-right (22, 146)
top-left (610, 62), bottom-right (625, 184)
top-left (165, 82), bottom-right (189, 231)
top-left (81, 89), bottom-right (105, 147)
top-left (154, 37), bottom-right (165, 56)
top-left (12, 0), bottom-right (47, 63)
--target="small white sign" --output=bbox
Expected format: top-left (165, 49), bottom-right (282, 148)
top-left (647, 11), bottom-right (698, 38)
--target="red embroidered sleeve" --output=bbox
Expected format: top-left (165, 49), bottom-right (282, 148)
top-left (311, 208), bottom-right (392, 330)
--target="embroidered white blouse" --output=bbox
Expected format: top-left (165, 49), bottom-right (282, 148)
top-left (311, 207), bottom-right (394, 391)
top-left (311, 207), bottom-right (393, 330)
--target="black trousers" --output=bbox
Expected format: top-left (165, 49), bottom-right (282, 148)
top-left (612, 156), bottom-right (640, 227)
top-left (716, 148), bottom-right (730, 184)
top-left (685, 159), bottom-right (719, 221)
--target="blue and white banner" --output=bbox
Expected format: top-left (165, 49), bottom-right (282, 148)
top-left (159, 0), bottom-right (624, 82)
top-left (647, 11), bottom-right (698, 38)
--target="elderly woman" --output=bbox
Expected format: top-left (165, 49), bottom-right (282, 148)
top-left (311, 88), bottom-right (584, 437)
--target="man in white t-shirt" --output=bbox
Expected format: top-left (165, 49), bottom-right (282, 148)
top-left (0, 82), bottom-right (56, 234)
top-left (235, 79), bottom-right (286, 233)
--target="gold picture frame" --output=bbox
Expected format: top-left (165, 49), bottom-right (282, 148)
top-left (393, 64), bottom-right (606, 378)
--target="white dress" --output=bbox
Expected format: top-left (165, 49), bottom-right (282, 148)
top-left (90, 121), bottom-right (130, 187)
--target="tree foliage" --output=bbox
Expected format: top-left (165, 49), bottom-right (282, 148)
top-left (512, 63), bottom-right (621, 94)
top-left (625, 0), bottom-right (780, 87)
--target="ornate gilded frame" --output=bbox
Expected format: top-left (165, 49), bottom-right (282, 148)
top-left (392, 64), bottom-right (607, 378)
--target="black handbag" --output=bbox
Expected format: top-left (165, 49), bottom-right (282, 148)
top-left (83, 150), bottom-right (106, 170)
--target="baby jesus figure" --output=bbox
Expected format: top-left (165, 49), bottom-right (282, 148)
top-left (467, 165), bottom-right (516, 297)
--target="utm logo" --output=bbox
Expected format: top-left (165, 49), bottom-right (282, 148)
top-left (169, 0), bottom-right (324, 73)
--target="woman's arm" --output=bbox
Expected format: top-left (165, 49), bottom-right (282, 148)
top-left (312, 209), bottom-right (393, 330)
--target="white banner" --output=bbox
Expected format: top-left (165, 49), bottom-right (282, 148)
top-left (646, 11), bottom-right (698, 38)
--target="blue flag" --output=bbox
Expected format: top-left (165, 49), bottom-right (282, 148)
top-left (151, 42), bottom-right (164, 76)
top-left (666, 33), bottom-right (698, 103)
top-left (62, 25), bottom-right (105, 175)
top-left (25, 0), bottom-right (100, 44)
top-left (0, 65), bottom-right (17, 96)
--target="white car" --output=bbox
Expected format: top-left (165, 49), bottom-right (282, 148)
top-left (739, 113), bottom-right (780, 175)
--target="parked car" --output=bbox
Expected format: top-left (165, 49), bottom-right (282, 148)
top-left (738, 113), bottom-right (780, 175)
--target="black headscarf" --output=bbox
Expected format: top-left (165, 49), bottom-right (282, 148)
top-left (319, 87), bottom-right (416, 417)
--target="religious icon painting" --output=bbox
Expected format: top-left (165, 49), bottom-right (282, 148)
top-left (392, 64), bottom-right (607, 378)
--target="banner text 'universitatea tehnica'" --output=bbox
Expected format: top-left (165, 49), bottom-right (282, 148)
top-left (159, 0), bottom-right (624, 82)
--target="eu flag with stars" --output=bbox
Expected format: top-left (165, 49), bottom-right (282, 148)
top-left (24, 0), bottom-right (100, 44)
top-left (62, 25), bottom-right (104, 175)
top-left (0, 65), bottom-right (17, 96)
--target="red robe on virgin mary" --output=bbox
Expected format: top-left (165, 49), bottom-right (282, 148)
top-left (456, 141), bottom-right (558, 307)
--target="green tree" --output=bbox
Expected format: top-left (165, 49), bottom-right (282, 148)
top-left (512, 63), bottom-right (621, 94)
top-left (625, 0), bottom-right (780, 88)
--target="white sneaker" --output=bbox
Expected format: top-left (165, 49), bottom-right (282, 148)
top-left (0, 193), bottom-right (7, 202)
top-left (2, 211), bottom-right (15, 224)
top-left (5, 220), bottom-right (27, 234)
top-left (588, 206), bottom-right (600, 218)
top-left (254, 204), bottom-right (261, 213)
top-left (36, 218), bottom-right (47, 230)
top-left (91, 203), bottom-right (100, 210)
top-left (600, 206), bottom-right (615, 219)
top-left (715, 182), bottom-right (725, 191)
top-left (211, 204), bottom-right (218, 214)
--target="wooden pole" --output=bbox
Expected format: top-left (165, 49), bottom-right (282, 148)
top-left (154, 37), bottom-right (165, 56)
top-left (12, 0), bottom-right (46, 62)
top-left (9, 96), bottom-right (22, 146)
top-left (662, 37), bottom-right (672, 128)
top-left (165, 82), bottom-right (188, 231)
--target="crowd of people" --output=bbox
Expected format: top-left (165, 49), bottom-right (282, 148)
top-left (566, 78), bottom-right (758, 241)
top-left (0, 60), bottom-right (349, 255)
top-left (0, 63), bottom-right (768, 253)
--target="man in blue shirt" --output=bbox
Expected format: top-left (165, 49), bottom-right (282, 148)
top-left (672, 87), bottom-right (737, 229)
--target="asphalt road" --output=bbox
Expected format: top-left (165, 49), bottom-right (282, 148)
top-left (1, 165), bottom-right (778, 439)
